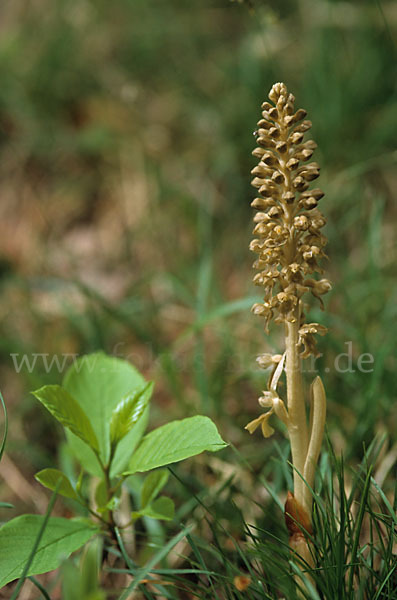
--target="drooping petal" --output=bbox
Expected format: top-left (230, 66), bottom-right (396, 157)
top-left (261, 415), bottom-right (275, 438)
top-left (245, 414), bottom-right (267, 435)
top-left (245, 410), bottom-right (275, 438)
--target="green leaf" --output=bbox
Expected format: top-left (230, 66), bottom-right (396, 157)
top-left (94, 480), bottom-right (108, 511)
top-left (98, 496), bottom-right (120, 514)
top-left (110, 381), bottom-right (153, 447)
top-left (94, 481), bottom-right (121, 514)
top-left (124, 416), bottom-right (227, 475)
top-left (10, 479), bottom-right (62, 599)
top-left (35, 469), bottom-right (78, 500)
top-left (110, 407), bottom-right (149, 477)
top-left (141, 469), bottom-right (169, 508)
top-left (132, 497), bottom-right (175, 522)
top-left (145, 497), bottom-right (175, 520)
top-left (32, 385), bottom-right (99, 452)
top-left (62, 353), bottom-right (149, 475)
top-left (76, 469), bottom-right (84, 495)
top-left (0, 515), bottom-right (98, 587)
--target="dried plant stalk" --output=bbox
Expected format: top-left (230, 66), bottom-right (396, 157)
top-left (246, 82), bottom-right (331, 547)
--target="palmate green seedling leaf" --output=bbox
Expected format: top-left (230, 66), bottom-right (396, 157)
top-left (133, 496), bottom-right (175, 522)
top-left (124, 416), bottom-right (227, 475)
top-left (35, 468), bottom-right (78, 500)
top-left (110, 381), bottom-right (153, 447)
top-left (62, 353), bottom-right (149, 476)
top-left (32, 385), bottom-right (99, 452)
top-left (141, 469), bottom-right (169, 508)
top-left (0, 515), bottom-right (98, 587)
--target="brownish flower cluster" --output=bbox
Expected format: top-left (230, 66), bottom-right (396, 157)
top-left (250, 82), bottom-right (331, 358)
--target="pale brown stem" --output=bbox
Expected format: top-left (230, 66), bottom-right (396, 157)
top-left (285, 315), bottom-right (308, 510)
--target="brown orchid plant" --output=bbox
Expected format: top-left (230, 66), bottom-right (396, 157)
top-left (246, 82), bottom-right (331, 562)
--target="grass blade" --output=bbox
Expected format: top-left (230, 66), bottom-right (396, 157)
top-left (27, 576), bottom-right (52, 600)
top-left (117, 525), bottom-right (193, 599)
top-left (0, 390), bottom-right (8, 462)
top-left (10, 481), bottom-right (61, 600)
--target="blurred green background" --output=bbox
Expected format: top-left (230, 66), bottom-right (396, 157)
top-left (0, 0), bottom-right (396, 535)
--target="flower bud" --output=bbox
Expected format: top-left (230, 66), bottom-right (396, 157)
top-left (268, 206), bottom-right (282, 218)
top-left (293, 176), bottom-right (309, 192)
top-left (282, 191), bottom-right (295, 204)
top-left (268, 82), bottom-right (287, 103)
top-left (268, 126), bottom-right (280, 139)
top-left (290, 131), bottom-right (304, 144)
top-left (294, 215), bottom-right (310, 231)
top-left (256, 353), bottom-right (283, 369)
top-left (252, 147), bottom-right (266, 158)
top-left (259, 182), bottom-right (278, 197)
top-left (275, 140), bottom-right (288, 154)
top-left (253, 211), bottom-right (268, 223)
top-left (300, 196), bottom-right (318, 210)
top-left (258, 390), bottom-right (278, 407)
top-left (294, 120), bottom-right (312, 132)
top-left (271, 170), bottom-right (284, 184)
top-left (262, 152), bottom-right (277, 166)
top-left (251, 164), bottom-right (272, 177)
top-left (251, 197), bottom-right (276, 210)
top-left (286, 158), bottom-right (300, 170)
top-left (300, 188), bottom-right (324, 200)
